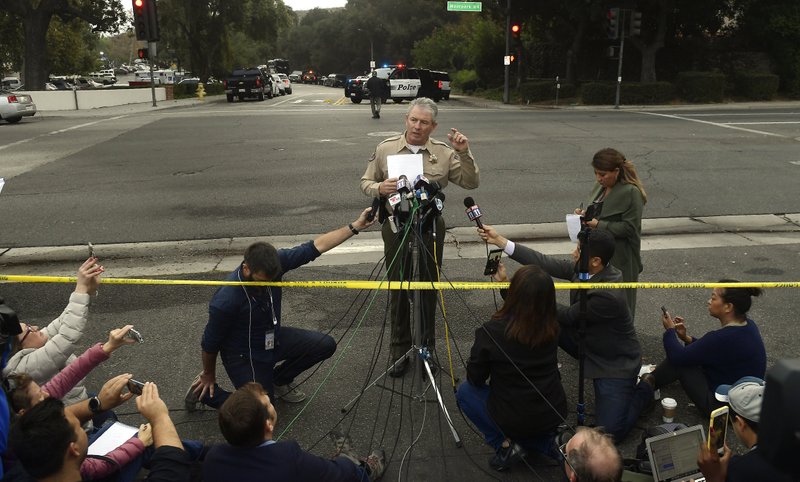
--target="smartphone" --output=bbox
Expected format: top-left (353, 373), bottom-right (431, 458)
top-left (708, 406), bottom-right (729, 454)
top-left (127, 379), bottom-right (145, 395)
top-left (88, 242), bottom-right (95, 258)
top-left (366, 197), bottom-right (381, 222)
top-left (126, 328), bottom-right (143, 343)
top-left (661, 305), bottom-right (668, 316)
top-left (483, 249), bottom-right (503, 276)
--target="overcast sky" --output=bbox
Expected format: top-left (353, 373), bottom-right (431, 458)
top-left (284, 0), bottom-right (347, 10)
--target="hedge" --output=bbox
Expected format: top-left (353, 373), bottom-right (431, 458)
top-left (676, 71), bottom-right (726, 103)
top-left (579, 82), bottom-right (675, 105)
top-left (518, 80), bottom-right (577, 102)
top-left (732, 72), bottom-right (779, 100)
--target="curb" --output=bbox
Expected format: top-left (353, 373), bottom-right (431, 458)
top-left (2, 213), bottom-right (798, 268)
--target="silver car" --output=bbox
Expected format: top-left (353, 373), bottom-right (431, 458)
top-left (0, 90), bottom-right (37, 123)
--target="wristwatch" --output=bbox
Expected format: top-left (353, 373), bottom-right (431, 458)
top-left (88, 396), bottom-right (102, 414)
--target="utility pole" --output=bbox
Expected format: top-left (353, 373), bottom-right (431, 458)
top-left (503, 0), bottom-right (511, 104)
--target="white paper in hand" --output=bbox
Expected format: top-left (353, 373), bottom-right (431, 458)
top-left (566, 214), bottom-right (581, 242)
top-left (387, 154), bottom-right (423, 182)
top-left (87, 421), bottom-right (139, 456)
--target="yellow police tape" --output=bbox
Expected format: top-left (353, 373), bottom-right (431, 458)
top-left (1, 274), bottom-right (799, 290)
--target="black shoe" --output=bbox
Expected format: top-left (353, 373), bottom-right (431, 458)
top-left (388, 357), bottom-right (409, 378)
top-left (489, 442), bottom-right (526, 471)
top-left (376, 113), bottom-right (380, 118)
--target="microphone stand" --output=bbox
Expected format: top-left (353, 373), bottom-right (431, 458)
top-left (341, 191), bottom-right (461, 447)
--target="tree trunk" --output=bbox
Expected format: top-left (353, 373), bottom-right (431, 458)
top-left (22, 8), bottom-right (52, 90)
top-left (640, 45), bottom-right (658, 82)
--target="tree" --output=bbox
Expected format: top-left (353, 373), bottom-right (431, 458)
top-left (738, 0), bottom-right (800, 94)
top-left (0, 0), bottom-right (125, 89)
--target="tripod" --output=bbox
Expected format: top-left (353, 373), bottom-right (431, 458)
top-left (341, 196), bottom-right (462, 447)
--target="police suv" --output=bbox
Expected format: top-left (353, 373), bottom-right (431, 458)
top-left (375, 65), bottom-right (421, 103)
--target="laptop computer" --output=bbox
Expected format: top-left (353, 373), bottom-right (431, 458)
top-left (645, 424), bottom-right (707, 482)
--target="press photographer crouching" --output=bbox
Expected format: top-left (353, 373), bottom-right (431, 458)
top-left (457, 264), bottom-right (568, 471)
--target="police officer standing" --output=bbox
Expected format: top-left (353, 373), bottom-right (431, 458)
top-left (359, 97), bottom-right (479, 376)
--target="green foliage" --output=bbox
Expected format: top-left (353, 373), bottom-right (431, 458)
top-left (580, 81), bottom-right (676, 105)
top-left (47, 18), bottom-right (99, 76)
top-left (580, 82), bottom-right (615, 105)
top-left (411, 22), bottom-right (471, 71)
top-left (518, 80), bottom-right (577, 102)
top-left (731, 71), bottom-right (780, 100)
top-left (468, 18), bottom-right (504, 88)
top-left (451, 69), bottom-right (480, 93)
top-left (676, 71), bottom-right (726, 103)
top-left (0, 11), bottom-right (23, 73)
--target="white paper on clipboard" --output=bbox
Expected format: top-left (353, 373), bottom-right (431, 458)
top-left (387, 154), bottom-right (423, 181)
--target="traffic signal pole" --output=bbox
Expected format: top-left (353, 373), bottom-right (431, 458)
top-left (614, 9), bottom-right (626, 109)
top-left (149, 42), bottom-right (157, 107)
top-left (503, 0), bottom-right (510, 104)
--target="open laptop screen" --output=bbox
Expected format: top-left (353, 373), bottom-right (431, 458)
top-left (646, 424), bottom-right (706, 482)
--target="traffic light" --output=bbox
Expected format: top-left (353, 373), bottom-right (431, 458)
top-left (511, 23), bottom-right (521, 40)
top-left (132, 0), bottom-right (148, 41)
top-left (607, 8), bottom-right (620, 40)
top-left (131, 0), bottom-right (159, 42)
top-left (137, 48), bottom-right (149, 59)
top-left (630, 11), bottom-right (642, 36)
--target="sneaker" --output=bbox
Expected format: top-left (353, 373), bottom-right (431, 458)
top-left (184, 373), bottom-right (202, 413)
top-left (388, 356), bottom-right (409, 378)
top-left (329, 431), bottom-right (360, 465)
top-left (274, 382), bottom-right (306, 403)
top-left (364, 448), bottom-right (386, 481)
top-left (488, 442), bottom-right (526, 471)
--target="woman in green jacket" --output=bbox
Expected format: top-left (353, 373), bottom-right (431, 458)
top-left (578, 148), bottom-right (647, 319)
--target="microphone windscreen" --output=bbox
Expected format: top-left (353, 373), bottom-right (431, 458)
top-left (464, 197), bottom-right (475, 208)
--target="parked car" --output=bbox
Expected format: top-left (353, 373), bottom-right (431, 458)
top-left (324, 73), bottom-right (347, 88)
top-left (288, 70), bottom-right (302, 82)
top-left (317, 74), bottom-right (328, 85)
top-left (1, 77), bottom-right (22, 90)
top-left (387, 66), bottom-right (420, 103)
top-left (302, 70), bottom-right (318, 84)
top-left (73, 78), bottom-right (103, 89)
top-left (271, 74), bottom-right (286, 95)
top-left (278, 73), bottom-right (292, 94)
top-left (0, 90), bottom-right (37, 123)
top-left (345, 75), bottom-right (371, 104)
top-left (431, 71), bottom-right (451, 100)
top-left (223, 68), bottom-right (269, 102)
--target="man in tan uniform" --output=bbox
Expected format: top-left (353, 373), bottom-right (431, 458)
top-left (360, 97), bottom-right (479, 376)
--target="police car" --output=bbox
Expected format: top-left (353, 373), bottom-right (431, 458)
top-left (384, 65), bottom-right (421, 103)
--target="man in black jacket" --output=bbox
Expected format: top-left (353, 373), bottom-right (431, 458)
top-left (478, 225), bottom-right (652, 442)
top-left (366, 71), bottom-right (386, 119)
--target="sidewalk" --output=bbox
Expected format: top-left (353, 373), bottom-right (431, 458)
top-left (2, 213), bottom-right (799, 277)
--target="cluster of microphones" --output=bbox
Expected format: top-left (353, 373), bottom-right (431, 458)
top-left (386, 175), bottom-right (446, 232)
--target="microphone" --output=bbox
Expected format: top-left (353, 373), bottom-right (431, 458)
top-left (396, 175), bottom-right (412, 198)
top-left (413, 175), bottom-right (430, 201)
top-left (464, 196), bottom-right (484, 229)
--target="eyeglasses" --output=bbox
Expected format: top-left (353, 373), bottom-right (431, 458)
top-left (20, 325), bottom-right (35, 344)
top-left (559, 436), bottom-right (577, 476)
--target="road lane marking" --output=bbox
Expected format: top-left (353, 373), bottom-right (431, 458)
top-left (722, 121), bottom-right (800, 125)
top-left (0, 115), bottom-right (128, 151)
top-left (637, 111), bottom-right (788, 138)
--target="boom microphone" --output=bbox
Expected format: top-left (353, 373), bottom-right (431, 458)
top-left (464, 196), bottom-right (484, 229)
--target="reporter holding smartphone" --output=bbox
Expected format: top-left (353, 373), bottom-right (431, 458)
top-left (641, 283), bottom-right (767, 417)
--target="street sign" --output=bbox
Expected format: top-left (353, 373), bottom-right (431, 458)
top-left (447, 1), bottom-right (481, 12)
top-left (504, 55), bottom-right (512, 66)
top-left (370, 60), bottom-right (376, 69)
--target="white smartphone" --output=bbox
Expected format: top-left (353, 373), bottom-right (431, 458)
top-left (708, 406), bottom-right (729, 454)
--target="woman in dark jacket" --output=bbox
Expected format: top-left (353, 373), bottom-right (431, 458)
top-left (456, 264), bottom-right (568, 472)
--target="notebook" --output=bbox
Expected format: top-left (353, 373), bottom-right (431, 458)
top-left (645, 424), bottom-right (707, 482)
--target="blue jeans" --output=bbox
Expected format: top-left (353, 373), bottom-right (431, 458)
top-left (456, 382), bottom-right (559, 458)
top-left (201, 326), bottom-right (336, 408)
top-left (593, 377), bottom-right (653, 442)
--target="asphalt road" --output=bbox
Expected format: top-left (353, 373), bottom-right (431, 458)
top-left (1, 88), bottom-right (799, 480)
top-left (1, 84), bottom-right (799, 247)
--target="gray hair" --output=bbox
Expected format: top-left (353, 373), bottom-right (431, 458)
top-left (407, 97), bottom-right (438, 122)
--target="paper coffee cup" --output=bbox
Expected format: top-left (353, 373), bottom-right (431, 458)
top-left (661, 397), bottom-right (677, 423)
